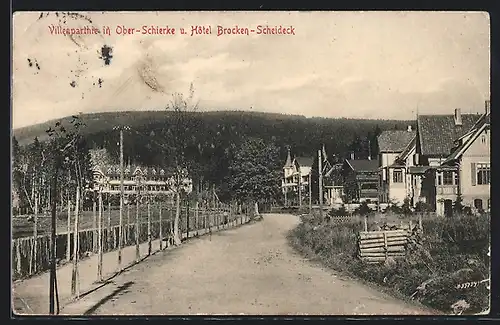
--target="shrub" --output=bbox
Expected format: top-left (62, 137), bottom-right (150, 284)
top-left (415, 201), bottom-right (433, 213)
top-left (328, 205), bottom-right (348, 217)
top-left (288, 210), bottom-right (490, 315)
top-left (353, 201), bottom-right (372, 216)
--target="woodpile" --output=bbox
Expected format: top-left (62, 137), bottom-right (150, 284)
top-left (357, 229), bottom-right (410, 263)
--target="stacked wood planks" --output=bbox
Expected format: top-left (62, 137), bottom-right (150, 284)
top-left (357, 229), bottom-right (410, 263)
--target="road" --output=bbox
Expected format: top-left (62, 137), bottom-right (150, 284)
top-left (61, 213), bottom-right (436, 316)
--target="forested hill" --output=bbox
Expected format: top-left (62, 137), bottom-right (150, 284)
top-left (13, 109), bottom-right (414, 168)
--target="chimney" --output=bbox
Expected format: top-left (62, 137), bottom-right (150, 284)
top-left (485, 100), bottom-right (491, 115)
top-left (407, 125), bottom-right (412, 132)
top-left (454, 108), bottom-right (462, 126)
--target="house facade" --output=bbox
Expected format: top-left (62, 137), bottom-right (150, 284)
top-left (324, 163), bottom-right (344, 205)
top-left (90, 148), bottom-right (193, 199)
top-left (343, 159), bottom-right (379, 203)
top-left (408, 103), bottom-right (490, 216)
top-left (282, 149), bottom-right (313, 206)
top-left (377, 127), bottom-right (416, 205)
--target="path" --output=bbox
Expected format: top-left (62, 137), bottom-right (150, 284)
top-left (58, 214), bottom-right (436, 316)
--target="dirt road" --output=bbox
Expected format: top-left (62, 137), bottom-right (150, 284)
top-left (61, 213), bottom-right (435, 315)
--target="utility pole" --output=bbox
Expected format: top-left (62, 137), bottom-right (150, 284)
top-left (113, 125), bottom-right (130, 269)
top-left (309, 172), bottom-right (312, 213)
top-left (318, 149), bottom-right (323, 218)
top-left (298, 169), bottom-right (302, 209)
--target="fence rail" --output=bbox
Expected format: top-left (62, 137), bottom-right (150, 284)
top-left (12, 205), bottom-right (249, 281)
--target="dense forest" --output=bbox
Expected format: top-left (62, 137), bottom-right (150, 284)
top-left (13, 110), bottom-right (414, 208)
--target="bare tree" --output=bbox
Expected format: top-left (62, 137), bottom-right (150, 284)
top-left (164, 83), bottom-right (198, 246)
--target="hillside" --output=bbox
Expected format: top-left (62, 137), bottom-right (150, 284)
top-left (13, 110), bottom-right (414, 203)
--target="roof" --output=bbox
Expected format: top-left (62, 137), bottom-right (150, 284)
top-left (345, 159), bottom-right (378, 172)
top-left (294, 156), bottom-right (314, 168)
top-left (443, 112), bottom-right (490, 164)
top-left (284, 149), bottom-right (293, 168)
top-left (377, 130), bottom-right (416, 152)
top-left (408, 166), bottom-right (430, 174)
top-left (397, 136), bottom-right (416, 162)
top-left (417, 113), bottom-right (480, 156)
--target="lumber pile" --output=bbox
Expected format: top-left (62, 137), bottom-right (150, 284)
top-left (357, 229), bottom-right (410, 263)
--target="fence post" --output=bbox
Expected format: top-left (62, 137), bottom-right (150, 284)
top-left (126, 204), bottom-right (130, 244)
top-left (107, 200), bottom-right (111, 251)
top-left (364, 216), bottom-right (368, 232)
top-left (418, 214), bottom-right (423, 232)
top-left (97, 190), bottom-right (103, 281)
top-left (409, 220), bottom-right (413, 232)
top-left (195, 202), bottom-right (199, 235)
top-left (135, 202), bottom-right (140, 262)
top-left (186, 203), bottom-right (190, 239)
top-left (16, 239), bottom-right (21, 276)
top-left (66, 200), bottom-right (71, 263)
top-left (383, 231), bottom-right (388, 261)
top-left (159, 201), bottom-right (163, 250)
top-left (147, 199), bottom-right (151, 256)
top-left (93, 198), bottom-right (97, 253)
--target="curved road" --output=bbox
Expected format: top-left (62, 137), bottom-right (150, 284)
top-left (61, 214), bottom-right (435, 316)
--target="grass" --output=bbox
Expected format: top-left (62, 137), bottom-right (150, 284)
top-left (287, 211), bottom-right (491, 315)
top-left (12, 205), bottom-right (178, 239)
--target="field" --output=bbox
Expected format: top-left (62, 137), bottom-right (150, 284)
top-left (12, 205), bottom-right (176, 239)
top-left (288, 211), bottom-right (491, 315)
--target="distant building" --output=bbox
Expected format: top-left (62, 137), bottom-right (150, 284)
top-left (282, 148), bottom-right (313, 206)
top-left (343, 158), bottom-right (379, 203)
top-left (89, 148), bottom-right (193, 199)
top-left (324, 163), bottom-right (344, 205)
top-left (377, 127), bottom-right (416, 205)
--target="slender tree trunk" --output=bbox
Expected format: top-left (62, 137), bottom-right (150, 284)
top-left (71, 186), bottom-right (80, 297)
top-left (173, 191), bottom-right (182, 246)
top-left (126, 204), bottom-right (130, 244)
top-left (32, 190), bottom-right (39, 274)
top-left (97, 189), bottom-right (103, 281)
top-left (49, 162), bottom-right (59, 314)
top-left (66, 199), bottom-right (71, 262)
top-left (135, 201), bottom-right (140, 262)
top-left (147, 198), bottom-right (151, 255)
top-left (159, 201), bottom-right (163, 250)
top-left (107, 199), bottom-right (111, 250)
top-left (92, 198), bottom-right (97, 253)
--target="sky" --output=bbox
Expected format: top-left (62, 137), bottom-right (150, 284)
top-left (12, 11), bottom-right (490, 129)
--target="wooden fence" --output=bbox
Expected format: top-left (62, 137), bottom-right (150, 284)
top-left (12, 205), bottom-right (247, 280)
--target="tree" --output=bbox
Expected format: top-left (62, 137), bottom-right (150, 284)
top-left (162, 83), bottom-right (199, 246)
top-left (228, 137), bottom-right (282, 206)
top-left (44, 115), bottom-right (89, 314)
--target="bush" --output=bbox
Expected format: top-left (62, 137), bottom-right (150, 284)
top-left (353, 201), bottom-right (373, 216)
top-left (288, 211), bottom-right (490, 315)
top-left (415, 201), bottom-right (433, 213)
top-left (329, 205), bottom-right (348, 217)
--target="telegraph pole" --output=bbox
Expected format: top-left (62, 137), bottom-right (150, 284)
top-left (298, 169), bottom-right (302, 209)
top-left (309, 172), bottom-right (312, 213)
top-left (113, 126), bottom-right (130, 269)
top-left (318, 149), bottom-right (323, 218)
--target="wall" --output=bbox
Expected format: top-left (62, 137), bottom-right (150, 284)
top-left (388, 167), bottom-right (406, 204)
top-left (459, 128), bottom-right (490, 208)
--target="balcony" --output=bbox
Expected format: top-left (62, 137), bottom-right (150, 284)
top-left (436, 185), bottom-right (458, 195)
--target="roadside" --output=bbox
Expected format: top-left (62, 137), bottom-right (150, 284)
top-left (59, 214), bottom-right (434, 316)
top-left (12, 216), bottom-right (251, 315)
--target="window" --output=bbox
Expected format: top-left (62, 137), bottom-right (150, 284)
top-left (393, 169), bottom-right (403, 183)
top-left (443, 171), bottom-right (454, 185)
top-left (437, 173), bottom-right (442, 186)
top-left (474, 199), bottom-right (483, 210)
top-left (477, 163), bottom-right (491, 185)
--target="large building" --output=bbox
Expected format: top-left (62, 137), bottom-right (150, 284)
top-left (89, 149), bottom-right (193, 198)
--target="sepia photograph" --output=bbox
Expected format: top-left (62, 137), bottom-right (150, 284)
top-left (11, 11), bottom-right (490, 316)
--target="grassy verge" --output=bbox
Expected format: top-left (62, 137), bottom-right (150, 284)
top-left (287, 212), bottom-right (490, 315)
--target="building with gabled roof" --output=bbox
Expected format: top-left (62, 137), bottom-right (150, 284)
top-left (89, 148), bottom-right (192, 200)
top-left (410, 103), bottom-right (490, 216)
top-left (343, 158), bottom-right (379, 203)
top-left (377, 127), bottom-right (416, 205)
top-left (282, 148), bottom-right (313, 206)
